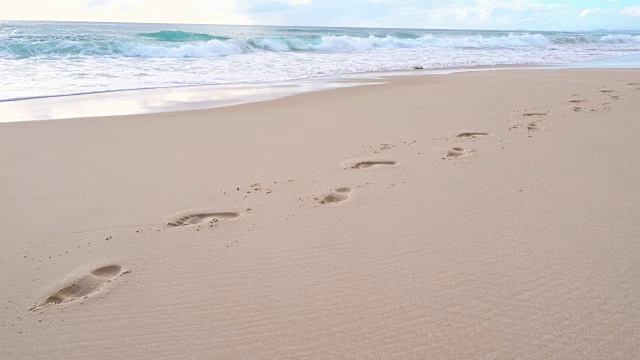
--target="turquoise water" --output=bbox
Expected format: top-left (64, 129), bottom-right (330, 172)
top-left (138, 30), bottom-right (231, 42)
top-left (1, 21), bottom-right (640, 102)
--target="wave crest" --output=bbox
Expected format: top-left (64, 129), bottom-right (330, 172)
top-left (120, 39), bottom-right (244, 57)
top-left (121, 34), bottom-right (557, 58)
top-left (138, 30), bottom-right (230, 42)
top-left (247, 33), bottom-right (553, 53)
top-left (600, 34), bottom-right (640, 44)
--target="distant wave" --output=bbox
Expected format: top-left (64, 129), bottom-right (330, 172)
top-left (2, 33), bottom-right (640, 59)
top-left (277, 28), bottom-right (342, 34)
top-left (138, 30), bottom-right (230, 42)
top-left (599, 34), bottom-right (640, 44)
top-left (123, 34), bottom-right (558, 58)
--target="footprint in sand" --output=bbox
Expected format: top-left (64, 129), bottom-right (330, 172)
top-left (456, 132), bottom-right (489, 138)
top-left (33, 265), bottom-right (124, 309)
top-left (167, 212), bottom-right (240, 227)
top-left (527, 122), bottom-right (542, 131)
top-left (523, 112), bottom-right (548, 117)
top-left (343, 160), bottom-right (397, 170)
top-left (447, 147), bottom-right (469, 158)
top-left (318, 188), bottom-right (352, 205)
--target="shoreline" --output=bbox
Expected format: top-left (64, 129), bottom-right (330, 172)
top-left (2, 53), bottom-right (640, 123)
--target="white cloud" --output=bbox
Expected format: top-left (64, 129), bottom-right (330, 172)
top-left (621, 6), bottom-right (640, 17)
top-left (579, 8), bottom-right (603, 18)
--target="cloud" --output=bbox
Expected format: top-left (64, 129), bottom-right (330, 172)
top-left (621, 6), bottom-right (640, 17)
top-left (86, 0), bottom-right (112, 7)
top-left (579, 8), bottom-right (603, 18)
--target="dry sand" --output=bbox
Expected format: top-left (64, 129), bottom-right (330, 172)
top-left (1, 69), bottom-right (640, 359)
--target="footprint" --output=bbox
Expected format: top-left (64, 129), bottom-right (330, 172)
top-left (447, 147), bottom-right (467, 158)
top-left (527, 122), bottom-right (543, 131)
top-left (167, 212), bottom-right (240, 227)
top-left (456, 132), bottom-right (489, 138)
top-left (344, 160), bottom-right (397, 169)
top-left (318, 188), bottom-right (352, 205)
top-left (523, 112), bottom-right (548, 117)
top-left (34, 265), bottom-right (123, 309)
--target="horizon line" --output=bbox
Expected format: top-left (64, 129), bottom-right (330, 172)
top-left (1, 18), bottom-right (639, 33)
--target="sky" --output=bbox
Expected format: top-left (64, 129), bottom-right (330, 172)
top-left (2, 0), bottom-right (640, 31)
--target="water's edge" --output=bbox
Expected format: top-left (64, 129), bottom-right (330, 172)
top-left (1, 54), bottom-right (639, 123)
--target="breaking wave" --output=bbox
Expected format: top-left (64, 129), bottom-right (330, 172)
top-left (599, 34), bottom-right (640, 44)
top-left (138, 30), bottom-right (230, 42)
top-left (2, 32), bottom-right (640, 59)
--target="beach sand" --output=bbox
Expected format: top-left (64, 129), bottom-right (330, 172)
top-left (1, 69), bottom-right (639, 359)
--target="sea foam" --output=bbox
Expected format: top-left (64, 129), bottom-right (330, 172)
top-left (0, 33), bottom-right (615, 59)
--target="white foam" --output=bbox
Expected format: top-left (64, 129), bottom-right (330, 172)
top-left (118, 39), bottom-right (245, 58)
top-left (119, 34), bottom-right (557, 57)
top-left (4, 33), bottom-right (640, 60)
top-left (600, 34), bottom-right (640, 44)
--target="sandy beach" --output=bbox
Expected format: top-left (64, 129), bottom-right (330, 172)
top-left (1, 68), bottom-right (640, 359)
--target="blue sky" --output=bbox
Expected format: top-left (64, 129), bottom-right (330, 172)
top-left (3, 0), bottom-right (640, 30)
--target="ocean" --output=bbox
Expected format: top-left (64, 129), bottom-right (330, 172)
top-left (1, 21), bottom-right (640, 119)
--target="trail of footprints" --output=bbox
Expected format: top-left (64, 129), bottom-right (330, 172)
top-left (155, 127), bottom-right (494, 215)
top-left (568, 84), bottom-right (639, 113)
top-left (35, 83), bottom-right (635, 311)
top-left (313, 81), bottom-right (638, 208)
top-left (32, 131), bottom-right (489, 310)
